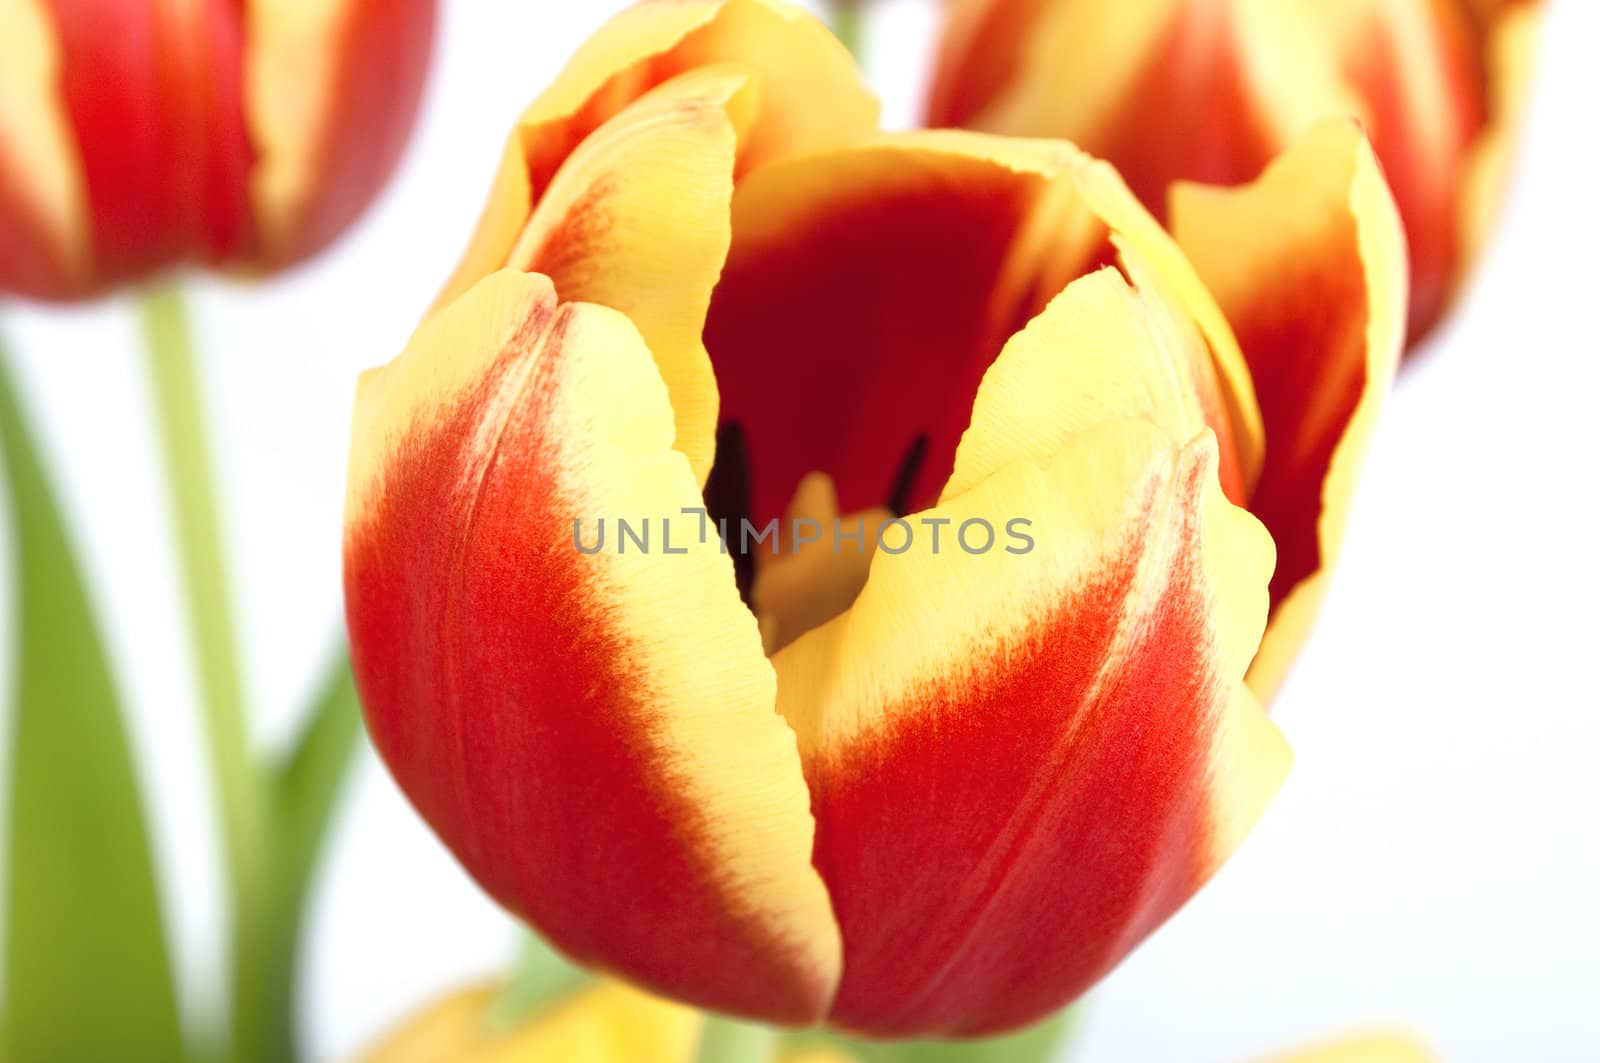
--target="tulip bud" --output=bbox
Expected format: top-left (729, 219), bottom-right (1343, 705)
top-left (344, 0), bottom-right (1405, 1038)
top-left (0, 0), bottom-right (436, 299)
top-left (929, 0), bottom-right (1542, 351)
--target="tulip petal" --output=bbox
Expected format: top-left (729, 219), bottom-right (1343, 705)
top-left (438, 0), bottom-right (875, 306)
top-left (931, 0), bottom-right (1184, 134)
top-left (932, 0), bottom-right (1540, 354)
top-left (436, 0), bottom-right (874, 484)
top-left (1171, 119), bottom-right (1407, 701)
top-left (357, 981), bottom-right (702, 1063)
top-left (772, 349), bottom-right (1284, 1038)
top-left (705, 132), bottom-right (1261, 534)
top-left (245, 0), bottom-right (437, 268)
top-left (24, 0), bottom-right (254, 286)
top-left (932, 0), bottom-right (1357, 213)
top-left (784, 1052), bottom-right (859, 1063)
top-left (1310, 0), bottom-right (1492, 344)
top-left (432, 1), bottom-right (870, 486)
top-left (344, 271), bottom-right (841, 1024)
top-left (0, 0), bottom-right (90, 298)
top-left (940, 262), bottom-right (1239, 506)
top-left (501, 68), bottom-right (758, 489)
top-left (1456, 3), bottom-right (1541, 310)
top-left (926, 0), bottom-right (1046, 129)
top-left (1257, 1031), bottom-right (1436, 1063)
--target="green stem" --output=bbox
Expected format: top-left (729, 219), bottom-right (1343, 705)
top-left (484, 933), bottom-right (590, 1035)
top-left (138, 285), bottom-right (268, 1062)
top-left (695, 1015), bottom-right (780, 1063)
top-left (829, 3), bottom-right (865, 60)
top-left (787, 1005), bottom-right (1081, 1063)
top-left (251, 649), bottom-right (367, 1063)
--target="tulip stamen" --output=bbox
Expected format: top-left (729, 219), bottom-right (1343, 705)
top-left (752, 472), bottom-right (888, 656)
top-left (886, 432), bottom-right (931, 517)
top-left (704, 421), bottom-right (756, 602)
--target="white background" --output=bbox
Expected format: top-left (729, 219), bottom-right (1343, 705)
top-left (1, 1), bottom-right (1597, 1060)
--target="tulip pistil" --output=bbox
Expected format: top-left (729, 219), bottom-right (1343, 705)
top-left (704, 421), bottom-right (756, 600)
top-left (704, 421), bottom-right (942, 653)
top-left (751, 472), bottom-right (890, 655)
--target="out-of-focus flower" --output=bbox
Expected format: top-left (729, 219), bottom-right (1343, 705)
top-left (357, 981), bottom-right (702, 1063)
top-left (1256, 1030), bottom-right (1436, 1063)
top-left (0, 0), bottom-right (436, 299)
top-left (1170, 120), bottom-right (1408, 699)
top-left (343, 0), bottom-right (1403, 1038)
top-left (929, 0), bottom-right (1542, 350)
top-left (361, 976), bottom-right (1433, 1063)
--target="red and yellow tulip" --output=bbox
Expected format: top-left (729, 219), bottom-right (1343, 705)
top-left (930, 0), bottom-right (1541, 351)
top-left (0, 0), bottom-right (436, 299)
top-left (342, 0), bottom-right (1405, 1038)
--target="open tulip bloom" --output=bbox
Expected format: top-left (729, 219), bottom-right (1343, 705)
top-left (929, 0), bottom-right (1542, 353)
top-left (344, 0), bottom-right (1406, 1040)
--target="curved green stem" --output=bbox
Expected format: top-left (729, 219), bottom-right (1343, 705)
top-left (785, 1006), bottom-right (1080, 1063)
top-left (249, 648), bottom-right (366, 1063)
top-left (138, 285), bottom-right (269, 1061)
top-left (139, 286), bottom-right (373, 1062)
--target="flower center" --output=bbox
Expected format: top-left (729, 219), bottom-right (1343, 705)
top-left (706, 428), bottom-right (930, 655)
top-left (750, 472), bottom-right (893, 656)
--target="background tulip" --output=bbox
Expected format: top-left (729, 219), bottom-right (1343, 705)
top-left (0, 0), bottom-right (436, 299)
top-left (0, 4), bottom-right (437, 1061)
top-left (343, 0), bottom-right (1407, 1038)
top-left (357, 981), bottom-right (704, 1063)
top-left (355, 967), bottom-right (1433, 1063)
top-left (928, 0), bottom-right (1541, 352)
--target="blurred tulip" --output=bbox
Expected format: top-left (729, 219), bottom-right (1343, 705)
top-left (357, 981), bottom-right (702, 1063)
top-left (360, 975), bottom-right (1432, 1063)
top-left (0, 0), bottom-right (436, 299)
top-left (343, 0), bottom-right (1404, 1038)
top-left (930, 0), bottom-right (1542, 351)
top-left (1257, 1030), bottom-right (1436, 1063)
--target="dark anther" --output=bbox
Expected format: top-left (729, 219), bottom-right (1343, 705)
top-left (704, 421), bottom-right (755, 602)
top-left (887, 433), bottom-right (930, 518)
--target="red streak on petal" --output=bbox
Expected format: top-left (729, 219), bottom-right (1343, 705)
top-left (1235, 224), bottom-right (1370, 613)
top-left (345, 300), bottom-right (825, 1025)
top-left (0, 168), bottom-right (72, 298)
top-left (927, 0), bottom-right (1052, 128)
top-left (262, 0), bottom-right (436, 268)
top-left (1091, 2), bottom-right (1280, 220)
top-left (1342, 0), bottom-right (1487, 347)
top-left (41, 0), bottom-right (255, 286)
top-left (814, 457), bottom-right (1230, 1036)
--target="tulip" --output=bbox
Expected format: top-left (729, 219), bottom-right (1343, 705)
top-left (359, 976), bottom-right (1432, 1063)
top-left (0, 0), bottom-right (436, 299)
top-left (929, 0), bottom-right (1541, 350)
top-left (356, 977), bottom-right (865, 1063)
top-left (357, 982), bottom-right (703, 1063)
top-left (1255, 1031), bottom-right (1435, 1063)
top-left (343, 0), bottom-right (1404, 1038)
